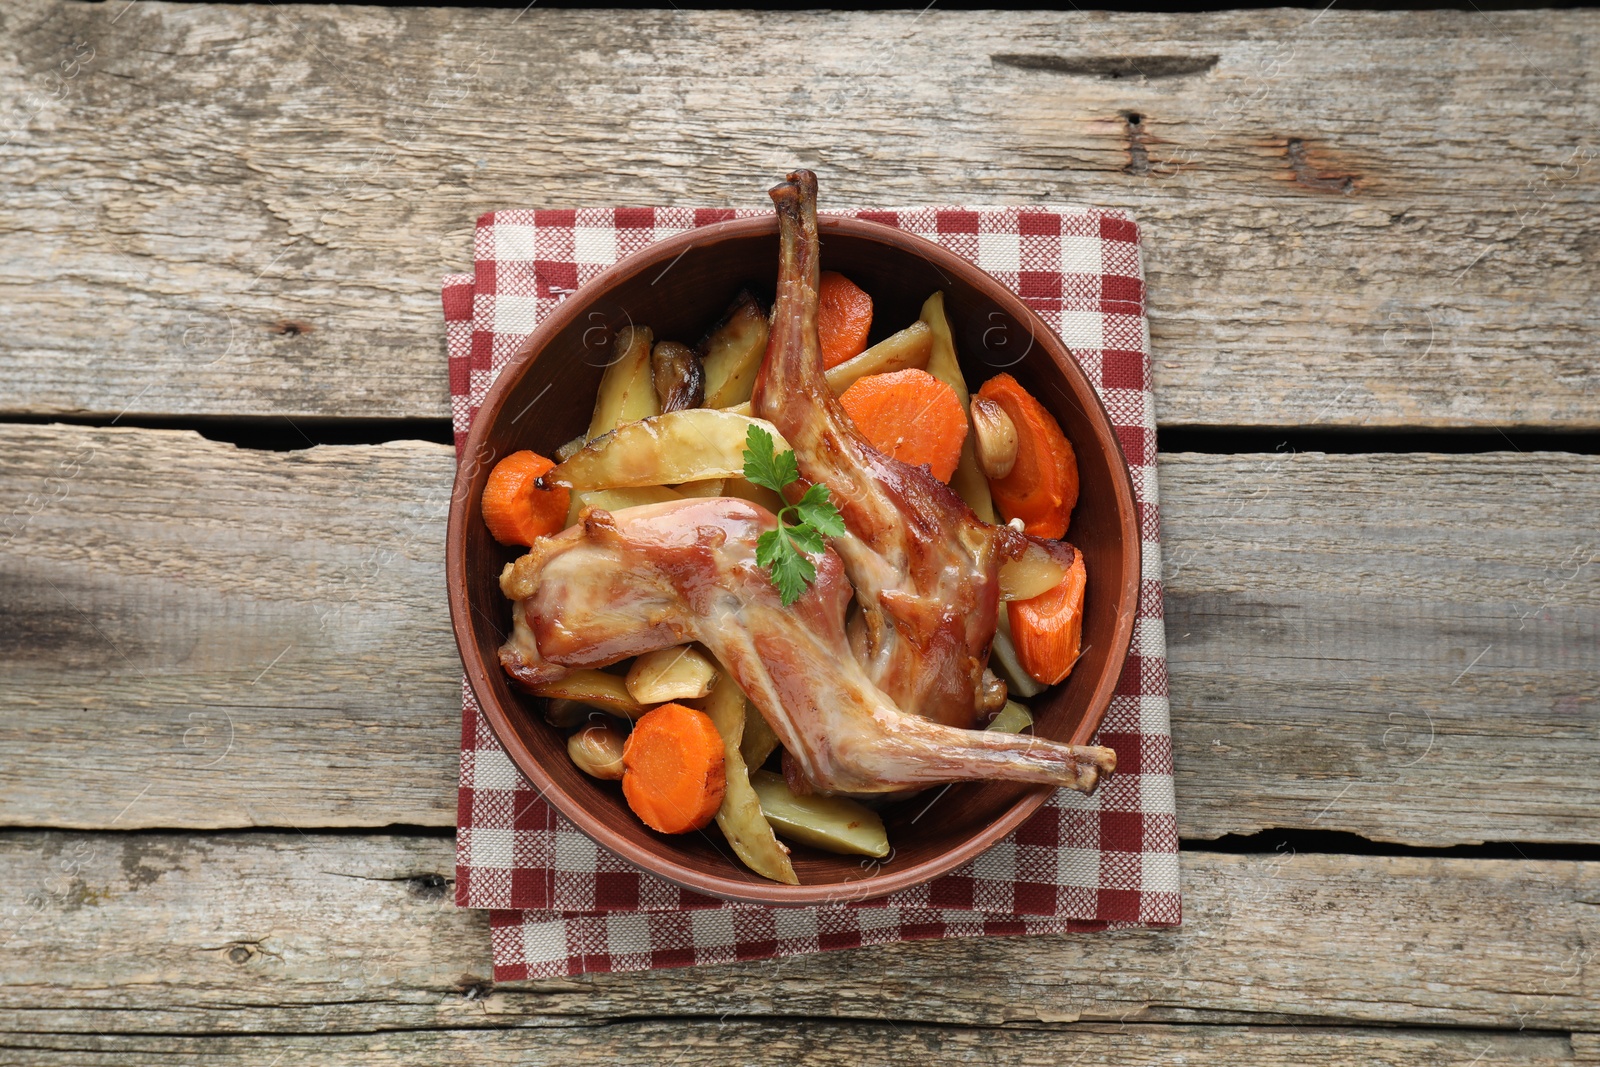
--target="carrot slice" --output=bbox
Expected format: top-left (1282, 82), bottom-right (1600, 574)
top-left (481, 450), bottom-right (571, 546)
top-left (621, 702), bottom-right (727, 834)
top-left (838, 368), bottom-right (969, 482)
top-left (817, 271), bottom-right (873, 369)
top-left (1008, 547), bottom-right (1086, 686)
top-left (975, 373), bottom-right (1079, 538)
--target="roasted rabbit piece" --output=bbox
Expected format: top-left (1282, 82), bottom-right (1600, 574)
top-left (751, 170), bottom-right (1022, 730)
top-left (498, 498), bottom-right (1114, 795)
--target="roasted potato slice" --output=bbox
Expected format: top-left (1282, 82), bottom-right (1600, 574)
top-left (749, 770), bottom-right (889, 858)
top-left (722, 476), bottom-right (784, 515)
top-left (588, 325), bottom-right (659, 439)
top-left (529, 668), bottom-right (646, 719)
top-left (555, 434), bottom-right (587, 463)
top-left (989, 610), bottom-right (1045, 699)
top-left (545, 409), bottom-right (790, 491)
top-left (824, 319), bottom-right (934, 394)
top-left (625, 645), bottom-right (718, 704)
top-left (564, 485), bottom-right (682, 528)
top-left (739, 701), bottom-right (781, 770)
top-left (998, 540), bottom-right (1071, 602)
top-left (674, 479), bottom-right (726, 498)
top-left (724, 320), bottom-right (934, 417)
top-left (921, 292), bottom-right (998, 523)
top-left (702, 676), bottom-right (798, 885)
top-left (700, 291), bottom-right (769, 408)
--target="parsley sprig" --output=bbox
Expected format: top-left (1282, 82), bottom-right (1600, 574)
top-left (742, 424), bottom-right (845, 605)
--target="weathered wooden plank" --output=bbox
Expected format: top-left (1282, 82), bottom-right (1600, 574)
top-left (1, 425), bottom-right (1595, 843)
top-left (0, 426), bottom-right (459, 831)
top-left (0, 833), bottom-right (1594, 1033)
top-left (0, 1025), bottom-right (1578, 1067)
top-left (2, 3), bottom-right (1596, 427)
top-left (1162, 447), bottom-right (1600, 847)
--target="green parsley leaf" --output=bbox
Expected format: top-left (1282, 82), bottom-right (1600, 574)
top-left (771, 548), bottom-right (816, 606)
top-left (785, 522), bottom-right (825, 556)
top-left (755, 528), bottom-right (785, 571)
top-left (741, 423), bottom-right (846, 605)
top-left (757, 530), bottom-right (816, 606)
top-left (794, 483), bottom-right (846, 538)
top-left (742, 424), bottom-right (798, 494)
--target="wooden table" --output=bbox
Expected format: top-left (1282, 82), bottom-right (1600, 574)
top-left (3, 3), bottom-right (1596, 1062)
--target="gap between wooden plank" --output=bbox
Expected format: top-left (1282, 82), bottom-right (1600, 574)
top-left (2, 4), bottom-right (1597, 426)
top-left (0, 834), bottom-right (1593, 1033)
top-left (2, 425), bottom-right (1595, 844)
top-left (4, 819), bottom-right (1597, 865)
top-left (0, 1024), bottom-right (1581, 1067)
top-left (5, 414), bottom-right (1600, 455)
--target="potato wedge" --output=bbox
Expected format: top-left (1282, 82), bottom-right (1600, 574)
top-left (989, 610), bottom-right (1045, 699)
top-left (921, 292), bottom-right (998, 523)
top-left (624, 645), bottom-right (718, 704)
top-left (749, 770), bottom-right (890, 858)
top-left (588, 325), bottom-right (659, 439)
top-left (722, 476), bottom-right (784, 515)
top-left (701, 676), bottom-right (798, 885)
top-left (555, 434), bottom-right (587, 463)
top-left (826, 319), bottom-right (933, 394)
top-left (545, 409), bottom-right (790, 491)
top-left (564, 485), bottom-right (682, 528)
top-left (700, 291), bottom-right (770, 409)
top-left (674, 478), bottom-right (726, 498)
top-left (739, 701), bottom-right (781, 770)
top-left (998, 541), bottom-right (1070, 601)
top-left (530, 668), bottom-right (646, 719)
top-left (723, 320), bottom-right (934, 417)
top-left (985, 699), bottom-right (1034, 735)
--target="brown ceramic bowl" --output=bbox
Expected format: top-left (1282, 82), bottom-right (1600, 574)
top-left (447, 214), bottom-right (1140, 906)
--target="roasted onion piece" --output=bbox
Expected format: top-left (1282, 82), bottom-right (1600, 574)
top-left (651, 341), bottom-right (705, 413)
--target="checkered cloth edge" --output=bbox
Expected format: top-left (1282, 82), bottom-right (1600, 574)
top-left (442, 204), bottom-right (1179, 981)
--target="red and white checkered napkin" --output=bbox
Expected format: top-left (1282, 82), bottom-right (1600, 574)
top-left (441, 205), bottom-right (1179, 980)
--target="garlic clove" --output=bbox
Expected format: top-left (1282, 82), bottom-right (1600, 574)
top-left (567, 722), bottom-right (627, 780)
top-left (971, 395), bottom-right (1019, 479)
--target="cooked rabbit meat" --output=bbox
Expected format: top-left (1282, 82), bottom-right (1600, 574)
top-left (751, 170), bottom-right (1023, 730)
top-left (499, 498), bottom-right (1113, 795)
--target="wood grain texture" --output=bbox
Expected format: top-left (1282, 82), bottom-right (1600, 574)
top-left (1, 424), bottom-right (1594, 843)
top-left (0, 1026), bottom-right (1579, 1067)
top-left (1162, 447), bottom-right (1600, 847)
top-left (2, 2), bottom-right (1596, 427)
top-left (0, 832), bottom-right (1594, 1034)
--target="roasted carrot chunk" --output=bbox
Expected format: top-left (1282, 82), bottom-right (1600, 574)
top-left (1008, 548), bottom-right (1086, 686)
top-left (817, 271), bottom-right (873, 369)
top-left (838, 368), bottom-right (969, 482)
top-left (621, 702), bottom-right (727, 834)
top-left (480, 450), bottom-right (571, 546)
top-left (975, 373), bottom-right (1079, 538)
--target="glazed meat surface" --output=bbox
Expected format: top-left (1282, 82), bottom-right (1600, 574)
top-left (751, 170), bottom-right (1024, 730)
top-left (499, 498), bottom-right (1114, 795)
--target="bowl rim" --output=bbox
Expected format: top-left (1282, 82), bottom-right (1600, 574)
top-left (446, 212), bottom-right (1141, 907)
